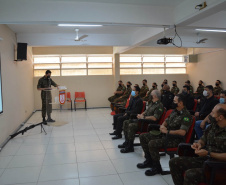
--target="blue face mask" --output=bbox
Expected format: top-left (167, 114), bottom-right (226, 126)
top-left (219, 98), bottom-right (225, 104)
top-left (131, 91), bottom-right (136, 96)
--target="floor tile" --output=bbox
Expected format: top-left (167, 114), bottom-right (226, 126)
top-left (37, 179), bottom-right (79, 185)
top-left (39, 164), bottom-right (78, 181)
top-left (43, 152), bottom-right (76, 166)
top-left (16, 145), bottom-right (47, 155)
top-left (46, 143), bottom-right (75, 154)
top-left (78, 161), bottom-right (117, 178)
top-left (0, 167), bottom-right (41, 185)
top-left (77, 150), bottom-right (109, 163)
top-left (75, 141), bottom-right (104, 151)
top-left (0, 156), bottom-right (13, 168)
top-left (8, 155), bottom-right (44, 168)
top-left (49, 136), bottom-right (75, 145)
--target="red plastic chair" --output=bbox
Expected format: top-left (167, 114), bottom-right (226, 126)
top-left (74, 92), bottom-right (87, 111)
top-left (193, 99), bottom-right (198, 112)
top-left (66, 92), bottom-right (72, 111)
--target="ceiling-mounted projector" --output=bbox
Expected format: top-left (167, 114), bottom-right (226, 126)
top-left (157, 37), bottom-right (173, 45)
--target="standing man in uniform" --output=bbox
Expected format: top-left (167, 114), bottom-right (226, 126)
top-left (213, 80), bottom-right (223, 96)
top-left (171, 81), bottom-right (180, 95)
top-left (37, 70), bottom-right (58, 123)
top-left (119, 90), bottom-right (164, 153)
top-left (108, 80), bottom-right (126, 103)
top-left (143, 82), bottom-right (158, 101)
top-left (169, 103), bottom-right (226, 185)
top-left (140, 79), bottom-right (149, 98)
top-left (137, 94), bottom-right (192, 176)
top-left (113, 81), bottom-right (132, 103)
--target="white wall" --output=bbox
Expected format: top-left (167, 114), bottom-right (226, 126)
top-left (0, 25), bottom-right (34, 144)
top-left (187, 49), bottom-right (226, 91)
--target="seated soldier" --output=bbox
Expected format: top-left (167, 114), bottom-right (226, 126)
top-left (169, 103), bottom-right (226, 185)
top-left (160, 79), bottom-right (168, 94)
top-left (194, 80), bottom-right (204, 99)
top-left (119, 90), bottom-right (164, 153)
top-left (213, 80), bottom-right (223, 96)
top-left (171, 81), bottom-right (180, 95)
top-left (194, 85), bottom-right (219, 139)
top-left (185, 80), bottom-right (193, 95)
top-left (140, 79), bottom-right (149, 98)
top-left (161, 84), bottom-right (174, 110)
top-left (137, 94), bottom-right (192, 176)
top-left (194, 90), bottom-right (226, 139)
top-left (108, 80), bottom-right (126, 103)
top-left (110, 86), bottom-right (143, 139)
top-left (182, 85), bottom-right (195, 111)
top-left (114, 81), bottom-right (132, 103)
top-left (143, 82), bottom-right (158, 102)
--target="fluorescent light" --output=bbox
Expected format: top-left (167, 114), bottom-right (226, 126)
top-left (58, 24), bottom-right (102, 27)
top-left (196, 29), bottom-right (226, 33)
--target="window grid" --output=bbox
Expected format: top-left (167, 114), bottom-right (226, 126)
top-left (33, 55), bottom-right (113, 77)
top-left (120, 55), bottom-right (186, 75)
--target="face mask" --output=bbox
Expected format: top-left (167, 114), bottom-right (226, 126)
top-left (164, 82), bottom-right (168, 85)
top-left (203, 90), bottom-right (208, 97)
top-left (182, 91), bottom-right (188, 95)
top-left (216, 83), bottom-right (219, 86)
top-left (173, 102), bottom-right (178, 108)
top-left (208, 115), bottom-right (217, 125)
top-left (199, 84), bottom-right (202, 86)
top-left (152, 86), bottom-right (156, 89)
top-left (219, 98), bottom-right (225, 104)
top-left (47, 75), bottom-right (50, 79)
top-left (161, 84), bottom-right (164, 88)
top-left (127, 85), bottom-right (130, 88)
top-left (143, 83), bottom-right (145, 86)
top-left (173, 84), bottom-right (176, 87)
top-left (119, 84), bottom-right (122, 87)
top-left (131, 91), bottom-right (136, 96)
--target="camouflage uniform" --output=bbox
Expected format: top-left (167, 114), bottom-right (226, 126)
top-left (213, 86), bottom-right (223, 95)
top-left (139, 107), bottom-right (192, 161)
top-left (171, 86), bottom-right (180, 95)
top-left (37, 76), bottom-right (57, 118)
top-left (108, 85), bottom-right (126, 102)
top-left (114, 86), bottom-right (132, 103)
top-left (195, 85), bottom-right (204, 98)
top-left (169, 122), bottom-right (226, 185)
top-left (143, 87), bottom-right (158, 101)
top-left (123, 100), bottom-right (164, 143)
top-left (189, 85), bottom-right (194, 95)
top-left (140, 85), bottom-right (149, 98)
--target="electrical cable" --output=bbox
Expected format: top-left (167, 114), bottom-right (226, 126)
top-left (172, 25), bottom-right (182, 48)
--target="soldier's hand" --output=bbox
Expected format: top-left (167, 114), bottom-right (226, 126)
top-left (191, 143), bottom-right (201, 150)
top-left (200, 121), bottom-right (206, 129)
top-left (160, 127), bottom-right (167, 134)
top-left (195, 149), bottom-right (208, 157)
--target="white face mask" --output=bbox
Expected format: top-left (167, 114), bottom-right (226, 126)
top-left (203, 90), bottom-right (208, 97)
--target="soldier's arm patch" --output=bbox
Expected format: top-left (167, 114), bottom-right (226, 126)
top-left (183, 117), bottom-right (189, 122)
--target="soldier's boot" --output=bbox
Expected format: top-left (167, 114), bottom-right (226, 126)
top-left (109, 131), bottom-right (117, 135)
top-left (47, 115), bottom-right (55, 122)
top-left (118, 141), bottom-right (128, 148)
top-left (120, 141), bottom-right (134, 153)
top-left (145, 161), bottom-right (162, 176)
top-left (42, 117), bottom-right (47, 125)
top-left (137, 153), bottom-right (153, 169)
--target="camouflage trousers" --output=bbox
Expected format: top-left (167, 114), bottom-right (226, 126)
top-left (169, 156), bottom-right (207, 185)
top-left (114, 97), bottom-right (127, 103)
top-left (139, 132), bottom-right (181, 161)
top-left (123, 120), bottom-right (138, 142)
top-left (41, 97), bottom-right (52, 118)
top-left (108, 95), bottom-right (119, 103)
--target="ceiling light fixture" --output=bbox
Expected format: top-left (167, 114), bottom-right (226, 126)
top-left (196, 29), bottom-right (226, 33)
top-left (58, 24), bottom-right (102, 27)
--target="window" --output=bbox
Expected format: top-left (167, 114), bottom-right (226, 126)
top-left (33, 55), bottom-right (113, 77)
top-left (120, 55), bottom-right (186, 75)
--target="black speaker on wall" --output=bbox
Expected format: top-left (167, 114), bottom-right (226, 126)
top-left (17, 43), bottom-right (27, 61)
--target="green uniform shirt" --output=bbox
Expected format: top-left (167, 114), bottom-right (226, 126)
top-left (121, 86), bottom-right (132, 99)
top-left (140, 85), bottom-right (149, 98)
top-left (37, 76), bottom-right (57, 98)
top-left (201, 123), bottom-right (226, 153)
top-left (171, 86), bottom-right (180, 95)
top-left (213, 86), bottom-right (223, 95)
top-left (196, 85), bottom-right (204, 96)
top-left (165, 107), bottom-right (192, 132)
top-left (147, 87), bottom-right (158, 97)
top-left (144, 100), bottom-right (164, 120)
top-left (189, 85), bottom-right (194, 95)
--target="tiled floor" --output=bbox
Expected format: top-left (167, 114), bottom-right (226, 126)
top-left (0, 108), bottom-right (174, 185)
